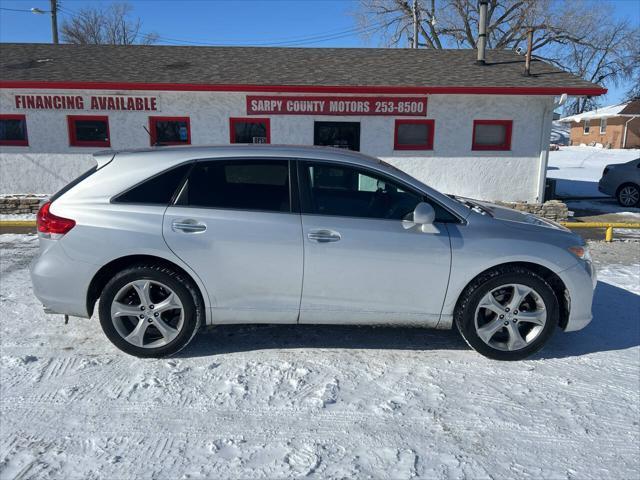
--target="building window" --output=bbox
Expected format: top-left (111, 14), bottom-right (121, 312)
top-left (68, 115), bottom-right (110, 147)
top-left (0, 114), bottom-right (28, 146)
top-left (149, 116), bottom-right (191, 146)
top-left (314, 121), bottom-right (361, 151)
top-left (599, 118), bottom-right (607, 134)
top-left (230, 118), bottom-right (270, 144)
top-left (583, 119), bottom-right (590, 135)
top-left (394, 119), bottom-right (435, 150)
top-left (472, 120), bottom-right (512, 151)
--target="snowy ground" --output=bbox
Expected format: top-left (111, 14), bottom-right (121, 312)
top-left (0, 234), bottom-right (639, 480)
top-left (547, 146), bottom-right (639, 198)
top-left (0, 214), bottom-right (35, 221)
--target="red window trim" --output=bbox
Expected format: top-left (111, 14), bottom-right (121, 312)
top-left (149, 116), bottom-right (191, 146)
top-left (67, 115), bottom-right (110, 148)
top-left (394, 119), bottom-right (435, 150)
top-left (0, 114), bottom-right (29, 146)
top-left (229, 117), bottom-right (271, 144)
top-left (472, 119), bottom-right (513, 151)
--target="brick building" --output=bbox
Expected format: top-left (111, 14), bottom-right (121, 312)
top-left (560, 100), bottom-right (640, 149)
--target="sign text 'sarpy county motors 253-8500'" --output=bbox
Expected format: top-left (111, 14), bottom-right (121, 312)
top-left (247, 96), bottom-right (427, 116)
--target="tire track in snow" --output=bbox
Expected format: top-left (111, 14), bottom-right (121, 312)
top-left (1, 236), bottom-right (639, 479)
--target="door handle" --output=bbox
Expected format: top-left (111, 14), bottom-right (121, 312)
top-left (307, 229), bottom-right (341, 243)
top-left (172, 219), bottom-right (207, 233)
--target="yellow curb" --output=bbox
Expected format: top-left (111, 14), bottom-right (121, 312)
top-left (560, 222), bottom-right (640, 242)
top-left (0, 220), bottom-right (37, 227)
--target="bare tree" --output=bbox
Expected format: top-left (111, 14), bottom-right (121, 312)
top-left (559, 21), bottom-right (639, 113)
top-left (357, 0), bottom-right (639, 113)
top-left (61, 2), bottom-right (158, 45)
top-left (623, 39), bottom-right (640, 102)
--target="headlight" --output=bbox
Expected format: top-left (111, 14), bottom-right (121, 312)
top-left (568, 245), bottom-right (592, 262)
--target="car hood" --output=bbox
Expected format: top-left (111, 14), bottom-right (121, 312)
top-left (459, 197), bottom-right (570, 232)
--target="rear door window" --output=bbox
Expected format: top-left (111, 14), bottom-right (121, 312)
top-left (176, 160), bottom-right (291, 213)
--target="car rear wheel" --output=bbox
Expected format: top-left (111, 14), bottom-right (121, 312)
top-left (455, 266), bottom-right (558, 360)
top-left (616, 183), bottom-right (640, 207)
top-left (98, 264), bottom-right (203, 357)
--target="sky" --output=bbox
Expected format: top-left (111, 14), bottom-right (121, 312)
top-left (0, 0), bottom-right (638, 104)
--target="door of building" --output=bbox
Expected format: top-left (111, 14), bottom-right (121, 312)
top-left (314, 121), bottom-right (361, 151)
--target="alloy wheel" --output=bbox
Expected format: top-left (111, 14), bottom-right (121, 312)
top-left (110, 279), bottom-right (184, 348)
top-left (474, 283), bottom-right (547, 352)
top-left (619, 185), bottom-right (639, 207)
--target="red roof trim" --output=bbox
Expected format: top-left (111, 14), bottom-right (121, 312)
top-left (0, 81), bottom-right (607, 96)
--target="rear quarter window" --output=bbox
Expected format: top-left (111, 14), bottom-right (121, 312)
top-left (50, 164), bottom-right (98, 202)
top-left (112, 163), bottom-right (192, 205)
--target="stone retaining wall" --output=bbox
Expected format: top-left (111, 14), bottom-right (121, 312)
top-left (0, 195), bottom-right (47, 215)
top-left (494, 200), bottom-right (569, 222)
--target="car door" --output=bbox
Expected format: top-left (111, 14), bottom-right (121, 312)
top-left (163, 158), bottom-right (303, 324)
top-left (297, 160), bottom-right (453, 326)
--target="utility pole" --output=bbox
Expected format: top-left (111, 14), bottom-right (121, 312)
top-left (524, 27), bottom-right (534, 76)
top-left (50, 0), bottom-right (59, 44)
top-left (412, 0), bottom-right (419, 49)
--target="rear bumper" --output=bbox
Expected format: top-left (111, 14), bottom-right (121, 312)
top-left (30, 240), bottom-right (96, 318)
top-left (558, 260), bottom-right (596, 332)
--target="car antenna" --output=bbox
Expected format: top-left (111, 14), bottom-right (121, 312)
top-left (143, 125), bottom-right (160, 146)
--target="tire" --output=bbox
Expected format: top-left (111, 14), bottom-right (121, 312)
top-left (616, 183), bottom-right (640, 208)
top-left (98, 263), bottom-right (203, 358)
top-left (454, 266), bottom-right (559, 361)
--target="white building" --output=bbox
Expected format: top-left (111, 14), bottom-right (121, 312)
top-left (0, 43), bottom-right (605, 201)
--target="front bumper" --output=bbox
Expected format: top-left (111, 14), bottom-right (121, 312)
top-left (558, 260), bottom-right (597, 332)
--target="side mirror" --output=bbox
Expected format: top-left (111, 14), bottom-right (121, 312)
top-left (413, 202), bottom-right (435, 224)
top-left (412, 202), bottom-right (437, 233)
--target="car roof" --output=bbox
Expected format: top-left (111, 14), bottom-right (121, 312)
top-left (95, 144), bottom-right (385, 168)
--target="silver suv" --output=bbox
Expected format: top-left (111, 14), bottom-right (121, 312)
top-left (31, 145), bottom-right (596, 360)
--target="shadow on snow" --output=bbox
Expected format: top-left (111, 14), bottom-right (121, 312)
top-left (177, 281), bottom-right (639, 360)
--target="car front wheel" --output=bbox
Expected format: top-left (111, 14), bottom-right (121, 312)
top-left (616, 183), bottom-right (640, 207)
top-left (98, 264), bottom-right (203, 357)
top-left (455, 266), bottom-right (559, 360)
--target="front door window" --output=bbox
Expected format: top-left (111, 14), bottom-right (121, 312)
top-left (300, 162), bottom-right (457, 222)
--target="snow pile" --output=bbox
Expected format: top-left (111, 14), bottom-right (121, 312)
top-left (547, 146), bottom-right (639, 198)
top-left (0, 235), bottom-right (638, 479)
top-left (559, 102), bottom-right (631, 123)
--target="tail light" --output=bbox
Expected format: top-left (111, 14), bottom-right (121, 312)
top-left (37, 201), bottom-right (76, 237)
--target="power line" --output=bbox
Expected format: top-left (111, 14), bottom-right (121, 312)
top-left (133, 23), bottom-right (384, 47)
top-left (55, 4), bottom-right (385, 47)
